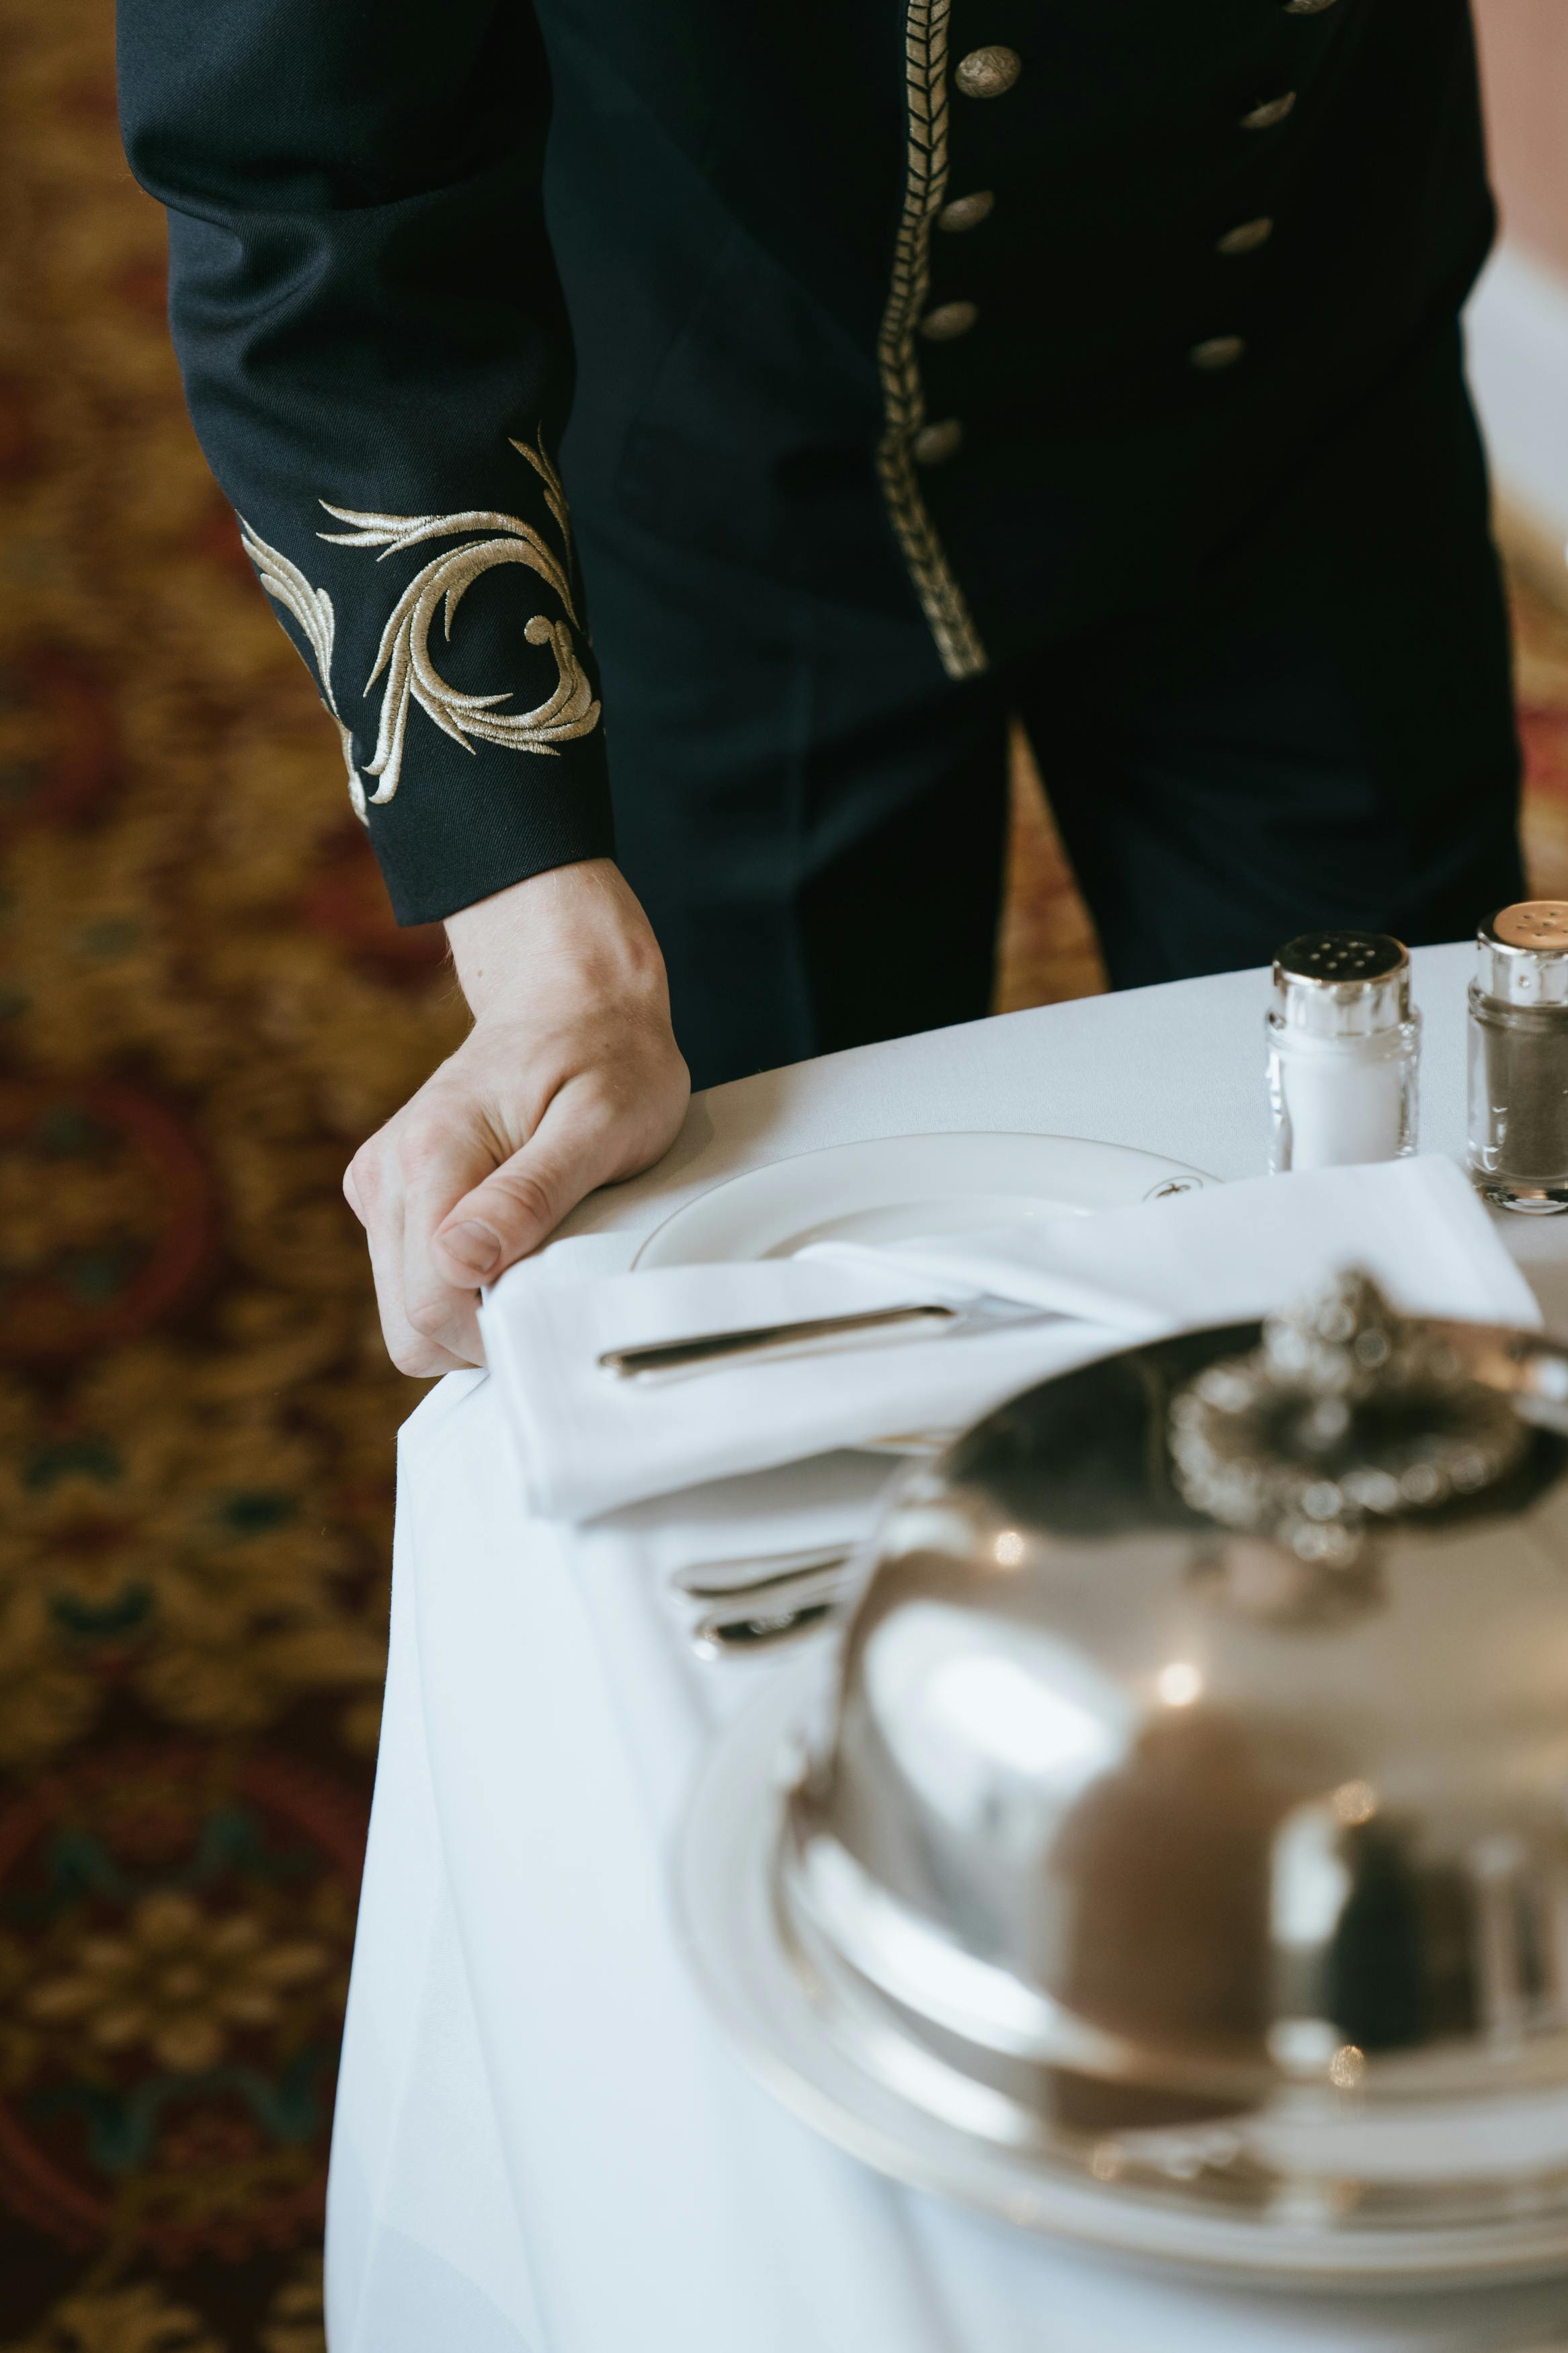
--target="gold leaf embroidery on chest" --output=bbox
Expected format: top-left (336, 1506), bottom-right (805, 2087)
top-left (317, 434), bottom-right (600, 809)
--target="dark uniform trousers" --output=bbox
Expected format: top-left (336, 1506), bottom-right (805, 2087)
top-left (117, 0), bottom-right (1524, 1090)
top-left (594, 321), bottom-right (1520, 1087)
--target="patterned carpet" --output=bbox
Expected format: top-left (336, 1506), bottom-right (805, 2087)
top-left (3, 0), bottom-right (1568, 2344)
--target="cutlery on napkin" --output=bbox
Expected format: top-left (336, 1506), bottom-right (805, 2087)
top-left (479, 1156), bottom-right (1540, 1526)
top-left (595, 1282), bottom-right (1150, 1382)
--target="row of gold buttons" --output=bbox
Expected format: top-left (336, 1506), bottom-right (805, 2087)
top-left (911, 5), bottom-right (1337, 457)
top-left (907, 44), bottom-right (1014, 463)
top-left (1196, 1), bottom-right (1342, 366)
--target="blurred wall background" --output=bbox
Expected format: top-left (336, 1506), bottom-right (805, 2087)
top-left (1464, 0), bottom-right (1568, 551)
top-left (1475, 0), bottom-right (1568, 277)
top-left (0, 5), bottom-right (1565, 2351)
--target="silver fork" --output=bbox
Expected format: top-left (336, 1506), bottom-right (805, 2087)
top-left (671, 1543), bottom-right (861, 1659)
top-left (690, 1566), bottom-right (856, 1659)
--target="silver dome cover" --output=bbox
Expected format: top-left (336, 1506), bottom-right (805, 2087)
top-left (776, 1274), bottom-right (1568, 2239)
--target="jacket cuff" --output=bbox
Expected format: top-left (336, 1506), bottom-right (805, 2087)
top-left (231, 433), bottom-right (613, 928)
top-left (366, 723), bottom-right (616, 927)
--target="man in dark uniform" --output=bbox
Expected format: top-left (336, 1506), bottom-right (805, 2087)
top-left (118, 0), bottom-right (1522, 1371)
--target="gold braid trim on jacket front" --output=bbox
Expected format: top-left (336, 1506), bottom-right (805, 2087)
top-left (874, 0), bottom-right (989, 681)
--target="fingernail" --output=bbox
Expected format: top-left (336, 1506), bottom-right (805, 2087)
top-left (439, 1220), bottom-right (503, 1277)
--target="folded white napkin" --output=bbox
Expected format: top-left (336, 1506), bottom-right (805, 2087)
top-left (481, 1155), bottom-right (1539, 1525)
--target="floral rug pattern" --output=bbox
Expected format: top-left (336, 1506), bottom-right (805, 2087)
top-left (1, 0), bottom-right (464, 2338)
top-left (4, 0), bottom-right (1568, 2342)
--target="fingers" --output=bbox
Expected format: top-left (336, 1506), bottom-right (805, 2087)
top-left (372, 1221), bottom-right (470, 1377)
top-left (428, 1074), bottom-right (623, 1289)
top-left (347, 1124), bottom-right (480, 1377)
top-left (344, 947), bottom-right (690, 1377)
top-left (390, 1091), bottom-right (536, 1365)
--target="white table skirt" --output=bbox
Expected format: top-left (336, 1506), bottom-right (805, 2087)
top-left (325, 945), bottom-right (1568, 2353)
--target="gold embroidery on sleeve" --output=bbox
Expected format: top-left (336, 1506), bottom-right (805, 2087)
top-left (238, 519), bottom-right (368, 820)
top-left (875, 0), bottom-right (988, 680)
top-left (317, 433), bottom-right (601, 808)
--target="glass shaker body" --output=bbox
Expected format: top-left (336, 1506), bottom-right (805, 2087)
top-left (1268, 1019), bottom-right (1420, 1174)
top-left (1467, 904), bottom-right (1568, 1212)
top-left (1266, 931), bottom-right (1419, 1176)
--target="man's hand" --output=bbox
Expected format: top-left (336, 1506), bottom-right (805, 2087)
top-left (344, 859), bottom-right (690, 1373)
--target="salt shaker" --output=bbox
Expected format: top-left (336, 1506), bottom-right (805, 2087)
top-left (1267, 930), bottom-right (1419, 1174)
top-left (1468, 901), bottom-right (1568, 1213)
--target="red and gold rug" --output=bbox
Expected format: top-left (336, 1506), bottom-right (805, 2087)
top-left (3, 0), bottom-right (1568, 2344)
top-left (1, 3), bottom-right (467, 2342)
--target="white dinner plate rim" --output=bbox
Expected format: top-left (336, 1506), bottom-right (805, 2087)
top-left (633, 1130), bottom-right (1214, 1271)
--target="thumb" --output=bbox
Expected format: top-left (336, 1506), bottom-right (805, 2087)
top-left (430, 1082), bottom-right (615, 1286)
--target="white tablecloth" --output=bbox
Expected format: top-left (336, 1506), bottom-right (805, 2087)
top-left (325, 943), bottom-right (1568, 2353)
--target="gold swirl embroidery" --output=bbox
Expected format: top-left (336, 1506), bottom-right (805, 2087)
top-left (238, 518), bottom-right (367, 819)
top-left (875, 0), bottom-right (988, 680)
top-left (318, 434), bottom-right (600, 807)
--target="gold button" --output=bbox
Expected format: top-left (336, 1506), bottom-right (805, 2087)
top-left (1216, 216), bottom-right (1274, 256)
top-left (938, 190), bottom-right (995, 233)
top-left (912, 418), bottom-right (964, 464)
top-left (1284, 0), bottom-right (1339, 12)
top-left (919, 301), bottom-right (978, 342)
top-left (1190, 335), bottom-right (1246, 371)
top-left (1240, 91), bottom-right (1296, 130)
top-left (954, 46), bottom-right (1021, 99)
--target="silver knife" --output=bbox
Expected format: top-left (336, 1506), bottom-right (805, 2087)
top-left (597, 1293), bottom-right (1050, 1383)
top-left (671, 1542), bottom-right (855, 1599)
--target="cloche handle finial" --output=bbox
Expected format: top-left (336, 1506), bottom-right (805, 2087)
top-left (1168, 1269), bottom-right (1527, 1566)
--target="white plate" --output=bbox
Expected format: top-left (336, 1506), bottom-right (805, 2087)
top-left (634, 1132), bottom-right (1212, 1269)
top-left (677, 1657), bottom-right (1568, 2291)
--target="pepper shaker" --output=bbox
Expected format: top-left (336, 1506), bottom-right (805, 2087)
top-left (1267, 931), bottom-right (1419, 1174)
top-left (1468, 902), bottom-right (1568, 1213)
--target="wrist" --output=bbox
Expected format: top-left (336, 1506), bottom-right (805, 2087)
top-left (445, 859), bottom-right (669, 1026)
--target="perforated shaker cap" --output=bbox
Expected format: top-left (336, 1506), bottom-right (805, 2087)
top-left (1271, 930), bottom-right (1411, 1039)
top-left (1476, 904), bottom-right (1568, 1006)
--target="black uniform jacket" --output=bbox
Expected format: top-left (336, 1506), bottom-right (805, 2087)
top-left (118, 0), bottom-right (1495, 925)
